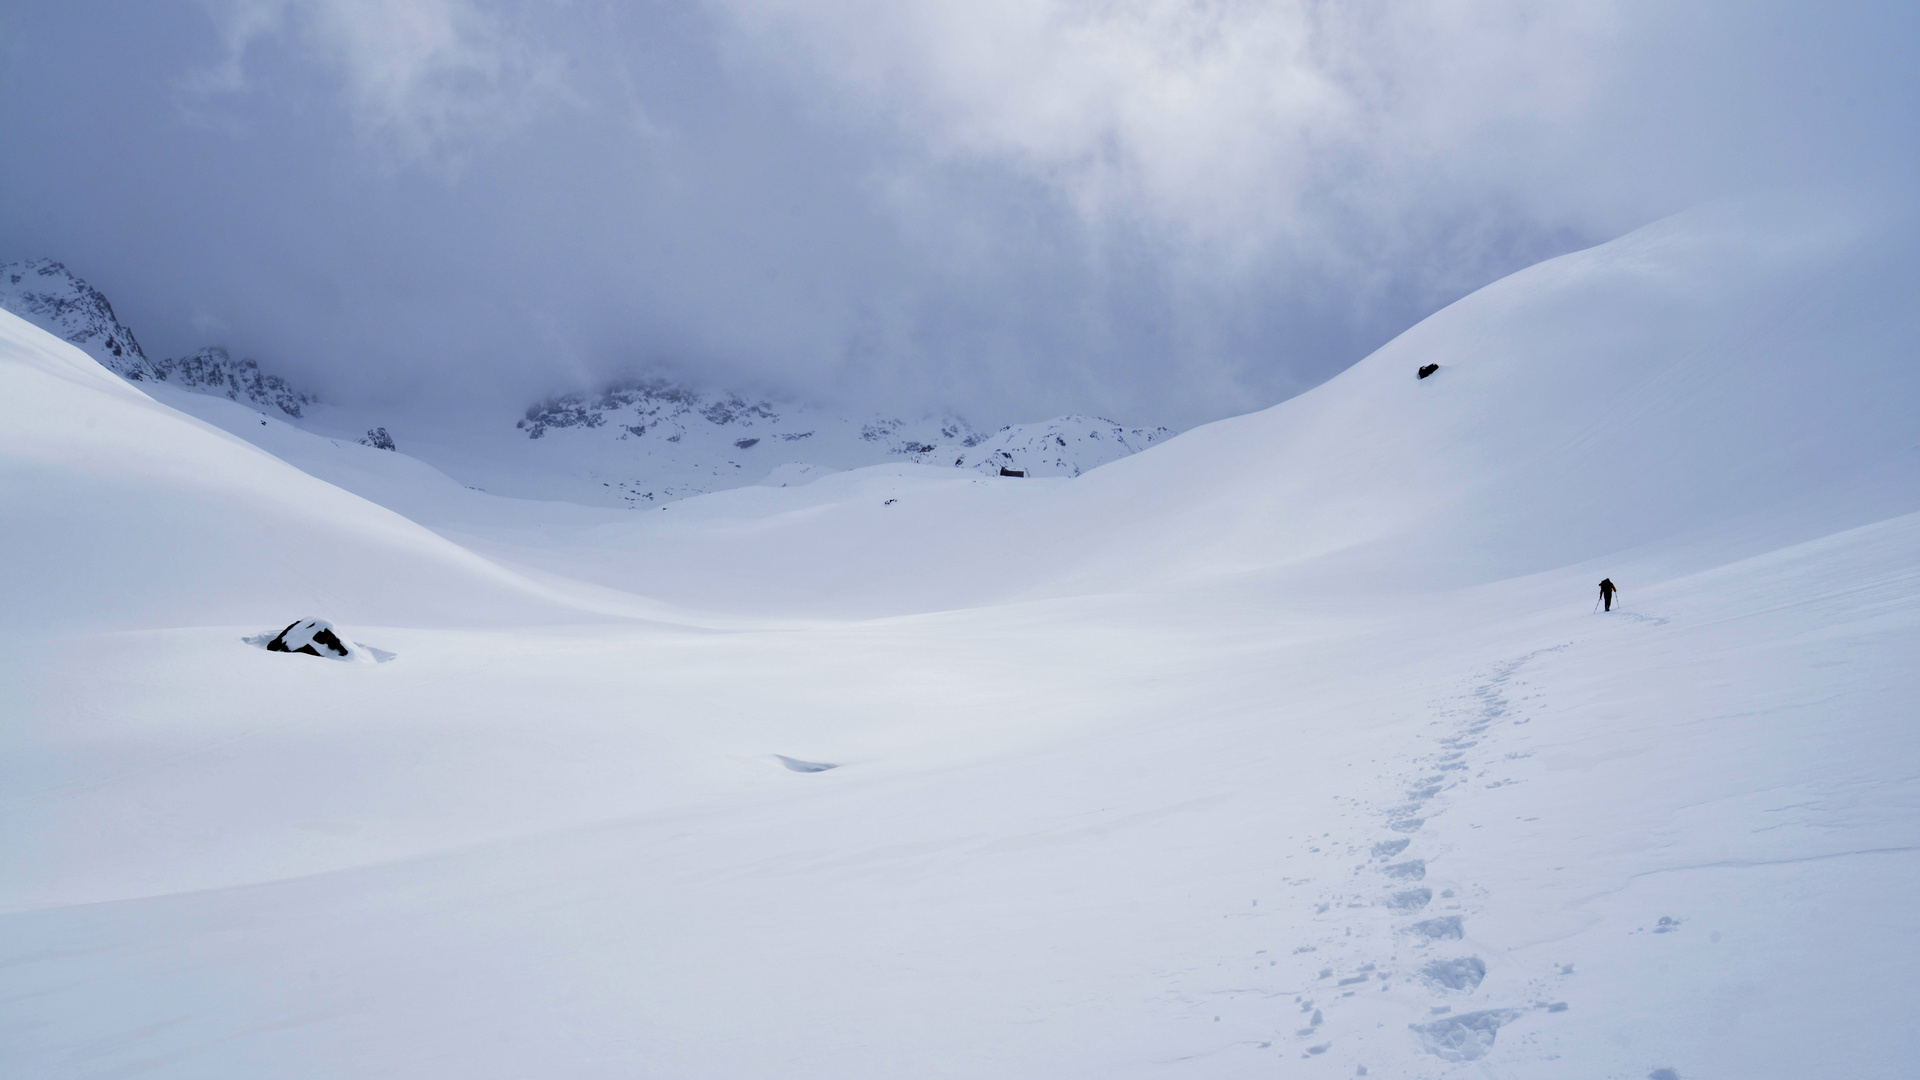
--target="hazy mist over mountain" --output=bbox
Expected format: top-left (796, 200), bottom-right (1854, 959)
top-left (1, 1), bottom-right (1913, 426)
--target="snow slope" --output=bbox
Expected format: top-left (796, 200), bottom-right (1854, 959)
top-left (472, 199), bottom-right (1914, 618)
top-left (0, 312), bottom-right (638, 634)
top-left (146, 379), bottom-right (1172, 514)
top-left (3, 198), bottom-right (1918, 1079)
top-left (1, 260), bottom-right (318, 416)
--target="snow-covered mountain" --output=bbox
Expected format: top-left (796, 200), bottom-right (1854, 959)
top-left (148, 345), bottom-right (316, 419)
top-left (1, 259), bottom-right (1170, 503)
top-left (0, 258), bottom-right (157, 380)
top-left (0, 260), bottom-right (314, 417)
top-left (946, 415), bottom-right (1169, 478)
top-left (514, 379), bottom-right (1171, 504)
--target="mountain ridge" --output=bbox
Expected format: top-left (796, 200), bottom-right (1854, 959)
top-left (1, 257), bottom-right (1175, 506)
top-left (0, 259), bottom-right (315, 417)
top-left (0, 258), bottom-right (157, 380)
top-left (512, 377), bottom-right (1172, 503)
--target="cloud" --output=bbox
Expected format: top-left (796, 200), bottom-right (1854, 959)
top-left (1, 1), bottom-right (1914, 430)
top-left (193, 0), bottom-right (566, 159)
top-left (711, 0), bottom-right (1623, 263)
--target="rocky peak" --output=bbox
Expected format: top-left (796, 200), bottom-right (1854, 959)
top-left (511, 375), bottom-right (1174, 504)
top-left (154, 346), bottom-right (316, 419)
top-left (0, 258), bottom-right (316, 418)
top-left (0, 258), bottom-right (158, 380)
top-left (518, 379), bottom-right (795, 441)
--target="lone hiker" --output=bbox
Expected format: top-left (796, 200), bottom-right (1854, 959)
top-left (1598, 577), bottom-right (1619, 612)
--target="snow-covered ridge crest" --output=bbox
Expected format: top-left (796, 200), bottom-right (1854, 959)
top-left (516, 377), bottom-right (1173, 500)
top-left (0, 259), bottom-right (315, 417)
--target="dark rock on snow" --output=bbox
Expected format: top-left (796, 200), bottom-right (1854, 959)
top-left (268, 619), bottom-right (353, 659)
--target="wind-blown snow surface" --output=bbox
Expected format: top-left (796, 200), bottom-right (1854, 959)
top-left (3, 200), bottom-right (1919, 1078)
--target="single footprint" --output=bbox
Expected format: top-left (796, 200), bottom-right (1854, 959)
top-left (1372, 838), bottom-right (1411, 859)
top-left (1420, 957), bottom-right (1486, 991)
top-left (1409, 1009), bottom-right (1521, 1062)
top-left (1383, 859), bottom-right (1426, 880)
top-left (1410, 915), bottom-right (1464, 940)
top-left (1387, 888), bottom-right (1433, 912)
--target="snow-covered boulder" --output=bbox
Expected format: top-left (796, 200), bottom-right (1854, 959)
top-left (266, 619), bottom-right (356, 660)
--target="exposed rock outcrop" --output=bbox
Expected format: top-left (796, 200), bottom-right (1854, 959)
top-left (0, 259), bottom-right (315, 416)
top-left (513, 375), bottom-right (1174, 504)
top-left (153, 346), bottom-right (315, 418)
top-left (0, 258), bottom-right (159, 379)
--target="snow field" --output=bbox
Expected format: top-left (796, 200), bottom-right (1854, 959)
top-left (3, 195), bottom-right (1919, 1077)
top-left (6, 527), bottom-right (1914, 1077)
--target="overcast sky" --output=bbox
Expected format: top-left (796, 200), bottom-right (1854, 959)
top-left (1, 2), bottom-right (1914, 426)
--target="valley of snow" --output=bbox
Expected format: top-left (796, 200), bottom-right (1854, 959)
top-left (3, 199), bottom-right (1917, 1079)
